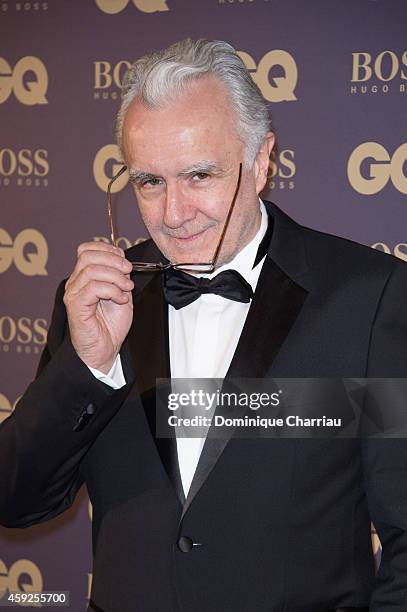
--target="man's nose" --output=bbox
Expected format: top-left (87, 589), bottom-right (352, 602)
top-left (163, 181), bottom-right (196, 229)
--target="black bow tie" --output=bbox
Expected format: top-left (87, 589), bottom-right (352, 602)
top-left (164, 268), bottom-right (254, 310)
top-left (163, 209), bottom-right (273, 310)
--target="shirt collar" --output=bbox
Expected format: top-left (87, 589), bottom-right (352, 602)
top-left (205, 199), bottom-right (268, 291)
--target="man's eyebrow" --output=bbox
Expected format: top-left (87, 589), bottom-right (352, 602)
top-left (178, 162), bottom-right (225, 176)
top-left (128, 162), bottom-right (225, 183)
top-left (128, 169), bottom-right (161, 184)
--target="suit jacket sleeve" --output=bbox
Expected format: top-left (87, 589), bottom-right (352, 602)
top-left (363, 260), bottom-right (407, 610)
top-left (0, 280), bottom-right (132, 528)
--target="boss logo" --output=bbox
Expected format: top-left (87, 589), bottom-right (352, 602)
top-left (0, 228), bottom-right (48, 276)
top-left (93, 60), bottom-right (131, 100)
top-left (1, 2), bottom-right (48, 11)
top-left (351, 51), bottom-right (407, 94)
top-left (0, 56), bottom-right (48, 105)
top-left (94, 60), bottom-right (131, 89)
top-left (347, 143), bottom-right (407, 195)
top-left (267, 149), bottom-right (296, 190)
top-left (0, 148), bottom-right (49, 187)
top-left (238, 50), bottom-right (298, 102)
top-left (352, 51), bottom-right (407, 83)
top-left (0, 316), bottom-right (47, 345)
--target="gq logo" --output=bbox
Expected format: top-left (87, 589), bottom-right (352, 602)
top-left (238, 50), bottom-right (298, 102)
top-left (0, 57), bottom-right (48, 105)
top-left (0, 393), bottom-right (21, 425)
top-left (347, 143), bottom-right (407, 195)
top-left (0, 228), bottom-right (48, 276)
top-left (95, 0), bottom-right (169, 14)
top-left (0, 559), bottom-right (43, 598)
top-left (93, 144), bottom-right (129, 192)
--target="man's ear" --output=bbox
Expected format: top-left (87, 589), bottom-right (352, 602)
top-left (253, 132), bottom-right (275, 194)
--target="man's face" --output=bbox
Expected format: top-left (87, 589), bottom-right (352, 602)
top-left (121, 76), bottom-right (273, 267)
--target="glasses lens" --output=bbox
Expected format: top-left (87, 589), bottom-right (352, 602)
top-left (174, 263), bottom-right (214, 273)
top-left (131, 262), bottom-right (165, 272)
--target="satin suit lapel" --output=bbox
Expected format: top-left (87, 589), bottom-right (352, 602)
top-left (124, 243), bottom-right (186, 506)
top-left (180, 202), bottom-right (311, 519)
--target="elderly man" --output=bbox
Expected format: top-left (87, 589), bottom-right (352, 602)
top-left (1, 38), bottom-right (407, 612)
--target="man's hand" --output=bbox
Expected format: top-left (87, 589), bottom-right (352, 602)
top-left (63, 242), bottom-right (134, 373)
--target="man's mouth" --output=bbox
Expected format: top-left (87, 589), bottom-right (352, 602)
top-left (171, 227), bottom-right (210, 243)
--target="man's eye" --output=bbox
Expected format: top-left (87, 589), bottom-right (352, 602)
top-left (141, 177), bottom-right (163, 187)
top-left (192, 172), bottom-right (209, 181)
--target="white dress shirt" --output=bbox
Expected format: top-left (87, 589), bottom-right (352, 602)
top-left (90, 200), bottom-right (268, 497)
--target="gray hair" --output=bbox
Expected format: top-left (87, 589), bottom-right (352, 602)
top-left (116, 38), bottom-right (271, 166)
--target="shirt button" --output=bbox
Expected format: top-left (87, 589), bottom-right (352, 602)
top-left (178, 536), bottom-right (194, 552)
top-left (86, 402), bottom-right (96, 415)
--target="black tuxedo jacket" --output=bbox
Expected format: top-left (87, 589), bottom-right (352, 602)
top-left (1, 201), bottom-right (407, 612)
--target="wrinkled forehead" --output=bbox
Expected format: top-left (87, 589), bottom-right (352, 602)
top-left (121, 76), bottom-right (243, 170)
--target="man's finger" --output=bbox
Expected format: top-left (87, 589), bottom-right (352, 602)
top-left (68, 265), bottom-right (134, 295)
top-left (78, 280), bottom-right (132, 307)
top-left (77, 241), bottom-right (124, 258)
top-left (66, 251), bottom-right (132, 290)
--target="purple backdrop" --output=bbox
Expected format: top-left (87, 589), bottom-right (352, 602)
top-left (1, 0), bottom-right (406, 608)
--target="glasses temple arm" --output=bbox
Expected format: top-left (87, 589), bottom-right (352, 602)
top-left (211, 162), bottom-right (242, 266)
top-left (107, 165), bottom-right (128, 246)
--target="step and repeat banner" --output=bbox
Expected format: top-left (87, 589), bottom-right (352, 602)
top-left (1, 0), bottom-right (406, 608)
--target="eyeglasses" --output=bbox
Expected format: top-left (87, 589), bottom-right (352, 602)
top-left (106, 163), bottom-right (242, 273)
